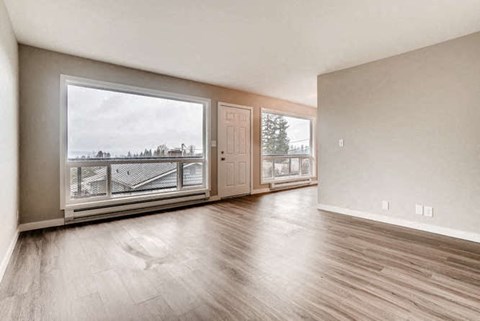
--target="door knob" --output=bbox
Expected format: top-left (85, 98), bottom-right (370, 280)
top-left (221, 157), bottom-right (226, 161)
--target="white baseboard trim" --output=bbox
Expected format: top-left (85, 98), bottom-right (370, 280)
top-left (18, 218), bottom-right (65, 232)
top-left (251, 188), bottom-right (271, 195)
top-left (208, 195), bottom-right (222, 202)
top-left (317, 204), bottom-right (480, 243)
top-left (0, 229), bottom-right (19, 284)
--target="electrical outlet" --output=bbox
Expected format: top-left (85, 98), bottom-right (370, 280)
top-left (424, 206), bottom-right (433, 217)
top-left (338, 139), bottom-right (344, 147)
top-left (382, 200), bottom-right (389, 211)
top-left (415, 204), bottom-right (423, 215)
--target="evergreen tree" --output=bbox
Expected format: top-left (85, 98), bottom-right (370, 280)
top-left (262, 113), bottom-right (290, 155)
top-left (275, 116), bottom-right (290, 153)
top-left (156, 144), bottom-right (168, 156)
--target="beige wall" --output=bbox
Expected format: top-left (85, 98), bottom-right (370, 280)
top-left (317, 32), bottom-right (480, 234)
top-left (0, 0), bottom-right (18, 272)
top-left (19, 45), bottom-right (315, 224)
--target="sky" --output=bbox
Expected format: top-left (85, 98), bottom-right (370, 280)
top-left (283, 115), bottom-right (311, 149)
top-left (67, 85), bottom-right (204, 158)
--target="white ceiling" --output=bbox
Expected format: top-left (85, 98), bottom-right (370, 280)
top-left (5, 0), bottom-right (480, 107)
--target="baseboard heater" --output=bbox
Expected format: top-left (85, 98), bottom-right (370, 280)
top-left (65, 192), bottom-right (209, 224)
top-left (270, 179), bottom-right (311, 190)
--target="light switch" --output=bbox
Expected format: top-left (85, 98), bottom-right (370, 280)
top-left (415, 204), bottom-right (423, 215)
top-left (424, 206), bottom-right (433, 217)
top-left (339, 139), bottom-right (344, 147)
top-left (382, 200), bottom-right (389, 211)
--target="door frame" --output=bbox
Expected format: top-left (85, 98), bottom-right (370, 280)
top-left (217, 102), bottom-right (254, 198)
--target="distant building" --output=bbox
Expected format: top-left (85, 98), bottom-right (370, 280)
top-left (167, 149), bottom-right (184, 157)
top-left (76, 163), bottom-right (202, 197)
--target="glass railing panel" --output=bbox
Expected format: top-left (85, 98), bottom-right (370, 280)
top-left (69, 166), bottom-right (107, 199)
top-left (111, 162), bottom-right (177, 197)
top-left (262, 159), bottom-right (274, 180)
top-left (290, 158), bottom-right (300, 175)
top-left (273, 157), bottom-right (290, 178)
top-left (182, 162), bottom-right (204, 187)
top-left (301, 158), bottom-right (311, 176)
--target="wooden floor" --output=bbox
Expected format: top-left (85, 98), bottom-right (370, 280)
top-left (1, 187), bottom-right (480, 320)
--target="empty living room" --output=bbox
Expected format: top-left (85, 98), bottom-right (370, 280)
top-left (1, 1), bottom-right (480, 320)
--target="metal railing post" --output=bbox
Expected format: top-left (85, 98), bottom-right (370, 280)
top-left (106, 165), bottom-right (112, 197)
top-left (177, 162), bottom-right (183, 190)
top-left (77, 167), bottom-right (82, 197)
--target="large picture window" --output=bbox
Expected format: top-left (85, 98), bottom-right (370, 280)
top-left (61, 76), bottom-right (209, 208)
top-left (261, 110), bottom-right (313, 182)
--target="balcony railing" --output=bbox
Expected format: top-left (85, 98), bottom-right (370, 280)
top-left (261, 155), bottom-right (312, 183)
top-left (65, 157), bottom-right (206, 206)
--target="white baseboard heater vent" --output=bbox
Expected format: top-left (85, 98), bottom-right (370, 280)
top-left (270, 179), bottom-right (311, 191)
top-left (65, 192), bottom-right (209, 224)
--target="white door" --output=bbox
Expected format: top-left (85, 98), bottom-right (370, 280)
top-left (218, 104), bottom-right (251, 198)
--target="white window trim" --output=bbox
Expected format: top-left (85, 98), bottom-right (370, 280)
top-left (59, 75), bottom-right (211, 210)
top-left (260, 108), bottom-right (316, 185)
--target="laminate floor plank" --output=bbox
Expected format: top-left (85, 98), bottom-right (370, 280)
top-left (1, 187), bottom-right (479, 320)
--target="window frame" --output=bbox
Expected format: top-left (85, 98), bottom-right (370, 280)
top-left (59, 75), bottom-right (211, 210)
top-left (260, 108), bottom-right (315, 184)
